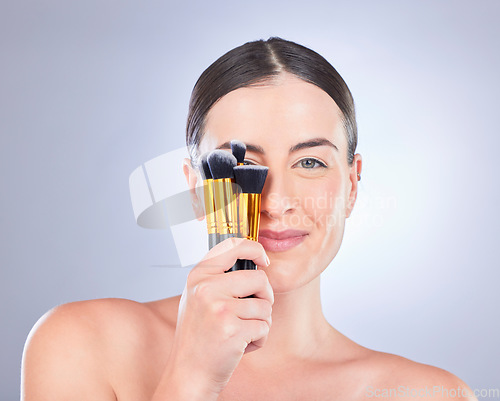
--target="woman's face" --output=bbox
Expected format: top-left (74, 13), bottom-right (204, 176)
top-left (195, 73), bottom-right (361, 294)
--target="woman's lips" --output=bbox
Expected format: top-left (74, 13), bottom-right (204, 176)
top-left (258, 229), bottom-right (309, 252)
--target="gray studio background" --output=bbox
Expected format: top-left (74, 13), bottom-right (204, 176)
top-left (1, 0), bottom-right (499, 399)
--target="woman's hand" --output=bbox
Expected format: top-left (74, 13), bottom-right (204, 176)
top-left (154, 237), bottom-right (273, 401)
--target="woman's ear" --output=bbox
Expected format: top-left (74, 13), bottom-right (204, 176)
top-left (345, 153), bottom-right (362, 218)
top-left (182, 158), bottom-right (205, 221)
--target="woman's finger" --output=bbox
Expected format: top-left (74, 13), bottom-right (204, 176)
top-left (231, 297), bottom-right (272, 327)
top-left (196, 237), bottom-right (269, 275)
top-left (202, 269), bottom-right (273, 304)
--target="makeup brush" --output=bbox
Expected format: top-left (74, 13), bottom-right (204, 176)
top-left (200, 152), bottom-right (212, 180)
top-left (207, 150), bottom-right (238, 243)
top-left (230, 140), bottom-right (247, 166)
top-left (227, 165), bottom-right (269, 271)
top-left (199, 153), bottom-right (217, 249)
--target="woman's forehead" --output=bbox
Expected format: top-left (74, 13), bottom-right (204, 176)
top-left (201, 77), bottom-right (345, 153)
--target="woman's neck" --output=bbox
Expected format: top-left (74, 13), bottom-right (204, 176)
top-left (240, 275), bottom-right (335, 368)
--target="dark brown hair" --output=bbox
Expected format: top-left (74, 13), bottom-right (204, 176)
top-left (186, 36), bottom-right (357, 165)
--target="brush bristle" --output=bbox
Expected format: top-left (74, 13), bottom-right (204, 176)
top-left (230, 140), bottom-right (247, 164)
top-left (208, 150), bottom-right (237, 179)
top-left (233, 165), bottom-right (268, 194)
top-left (199, 153), bottom-right (212, 180)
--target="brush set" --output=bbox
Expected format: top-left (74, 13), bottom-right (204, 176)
top-left (199, 140), bottom-right (268, 271)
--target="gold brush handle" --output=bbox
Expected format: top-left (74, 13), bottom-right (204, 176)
top-left (226, 193), bottom-right (262, 272)
top-left (212, 178), bottom-right (238, 235)
top-left (240, 193), bottom-right (261, 241)
top-left (203, 180), bottom-right (217, 235)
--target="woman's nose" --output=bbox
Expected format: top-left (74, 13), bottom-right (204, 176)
top-left (260, 171), bottom-right (297, 220)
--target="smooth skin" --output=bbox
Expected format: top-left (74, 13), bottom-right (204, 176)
top-left (21, 73), bottom-right (477, 401)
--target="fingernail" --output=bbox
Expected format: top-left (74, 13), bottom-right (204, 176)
top-left (265, 255), bottom-right (270, 266)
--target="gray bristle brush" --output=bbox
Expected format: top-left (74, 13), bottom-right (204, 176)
top-left (207, 150), bottom-right (237, 179)
top-left (207, 150), bottom-right (238, 259)
top-left (199, 152), bottom-right (212, 180)
top-left (230, 140), bottom-right (247, 165)
top-left (233, 165), bottom-right (268, 194)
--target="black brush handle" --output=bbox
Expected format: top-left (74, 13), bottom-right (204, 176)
top-left (227, 259), bottom-right (257, 271)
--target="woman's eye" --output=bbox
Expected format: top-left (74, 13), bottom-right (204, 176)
top-left (296, 158), bottom-right (327, 169)
top-left (243, 159), bottom-right (257, 165)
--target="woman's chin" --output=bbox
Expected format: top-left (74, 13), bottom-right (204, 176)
top-left (260, 259), bottom-right (312, 294)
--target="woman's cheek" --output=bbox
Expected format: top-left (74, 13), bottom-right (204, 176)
top-left (306, 182), bottom-right (343, 225)
top-left (293, 173), bottom-right (344, 230)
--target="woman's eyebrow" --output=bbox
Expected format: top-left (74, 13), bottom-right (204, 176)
top-left (216, 137), bottom-right (337, 155)
top-left (217, 141), bottom-right (265, 154)
top-left (289, 138), bottom-right (338, 153)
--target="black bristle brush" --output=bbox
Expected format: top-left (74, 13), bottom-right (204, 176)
top-left (230, 140), bottom-right (247, 166)
top-left (207, 150), bottom-right (238, 245)
top-left (199, 153), bottom-right (217, 249)
top-left (227, 165), bottom-right (269, 272)
top-left (200, 152), bottom-right (212, 180)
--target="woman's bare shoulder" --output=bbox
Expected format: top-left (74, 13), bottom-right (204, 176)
top-left (360, 350), bottom-right (476, 400)
top-left (27, 296), bottom-right (182, 350)
top-left (31, 296), bottom-right (176, 333)
top-left (22, 296), bottom-right (181, 400)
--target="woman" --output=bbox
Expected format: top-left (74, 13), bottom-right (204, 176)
top-left (22, 37), bottom-right (476, 400)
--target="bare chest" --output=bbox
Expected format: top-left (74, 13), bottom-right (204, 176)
top-left (216, 362), bottom-right (368, 401)
top-left (114, 355), bottom-right (365, 401)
